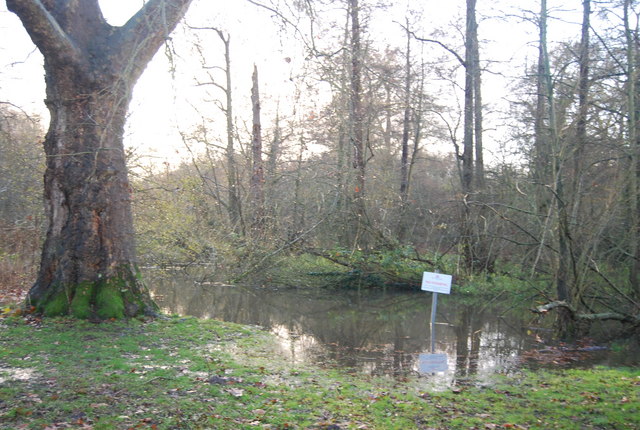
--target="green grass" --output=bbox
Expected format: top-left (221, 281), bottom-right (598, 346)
top-left (0, 313), bottom-right (638, 429)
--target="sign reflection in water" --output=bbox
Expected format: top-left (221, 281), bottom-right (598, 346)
top-left (148, 270), bottom-right (533, 385)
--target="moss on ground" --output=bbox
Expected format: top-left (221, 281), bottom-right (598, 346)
top-left (0, 313), bottom-right (638, 429)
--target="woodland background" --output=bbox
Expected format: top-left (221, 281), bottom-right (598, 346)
top-left (1, 0), bottom-right (639, 335)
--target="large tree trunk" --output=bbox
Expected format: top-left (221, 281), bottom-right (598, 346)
top-left (7, 0), bottom-right (192, 318)
top-left (31, 70), bottom-right (148, 318)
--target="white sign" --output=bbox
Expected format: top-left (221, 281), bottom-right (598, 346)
top-left (418, 353), bottom-right (449, 373)
top-left (421, 272), bottom-right (452, 294)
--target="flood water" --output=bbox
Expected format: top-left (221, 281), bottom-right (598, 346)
top-left (147, 270), bottom-right (638, 386)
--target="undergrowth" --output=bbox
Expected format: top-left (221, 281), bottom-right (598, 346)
top-left (262, 248), bottom-right (539, 302)
top-left (0, 221), bottom-right (40, 305)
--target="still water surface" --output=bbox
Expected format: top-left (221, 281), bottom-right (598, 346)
top-left (147, 270), bottom-right (635, 386)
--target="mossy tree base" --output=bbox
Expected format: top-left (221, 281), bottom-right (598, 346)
top-left (27, 266), bottom-right (158, 320)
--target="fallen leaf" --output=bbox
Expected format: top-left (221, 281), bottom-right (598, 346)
top-left (226, 387), bottom-right (244, 397)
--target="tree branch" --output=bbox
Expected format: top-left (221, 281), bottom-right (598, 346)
top-left (404, 27), bottom-right (466, 67)
top-left (116, 0), bottom-right (193, 81)
top-left (532, 300), bottom-right (640, 324)
top-left (196, 80), bottom-right (227, 92)
top-left (0, 101), bottom-right (39, 123)
top-left (6, 0), bottom-right (83, 67)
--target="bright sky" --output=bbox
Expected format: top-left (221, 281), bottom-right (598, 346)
top-left (0, 0), bottom-right (585, 168)
top-left (0, 0), bottom-right (299, 166)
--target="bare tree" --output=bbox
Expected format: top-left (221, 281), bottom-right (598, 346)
top-left (216, 29), bottom-right (244, 235)
top-left (396, 19), bottom-right (428, 244)
top-left (190, 26), bottom-right (245, 234)
top-left (250, 64), bottom-right (265, 234)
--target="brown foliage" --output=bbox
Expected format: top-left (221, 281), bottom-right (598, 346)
top-left (0, 221), bottom-right (41, 304)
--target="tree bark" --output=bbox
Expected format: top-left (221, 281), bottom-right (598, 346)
top-left (539, 0), bottom-right (569, 303)
top-left (624, 0), bottom-right (640, 299)
top-left (470, 2), bottom-right (484, 190)
top-left (531, 0), bottom-right (553, 275)
top-left (575, 0), bottom-right (590, 192)
top-left (350, 0), bottom-right (365, 196)
top-left (349, 0), bottom-right (368, 248)
top-left (398, 21), bottom-right (412, 243)
top-left (533, 0), bottom-right (552, 210)
top-left (7, 0), bottom-right (192, 318)
top-left (460, 0), bottom-right (478, 272)
top-left (571, 0), bottom-right (590, 302)
top-left (461, 0), bottom-right (475, 195)
top-left (399, 24), bottom-right (411, 203)
top-left (537, 0), bottom-right (573, 335)
top-left (336, 9), bottom-right (353, 246)
top-left (290, 136), bottom-right (306, 244)
top-left (266, 107), bottom-right (281, 223)
top-left (250, 64), bottom-right (265, 234)
top-left (407, 61), bottom-right (425, 198)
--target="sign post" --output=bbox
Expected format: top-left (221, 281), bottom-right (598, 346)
top-left (418, 353), bottom-right (449, 373)
top-left (418, 272), bottom-right (452, 374)
top-left (430, 292), bottom-right (438, 352)
top-left (421, 271), bottom-right (452, 353)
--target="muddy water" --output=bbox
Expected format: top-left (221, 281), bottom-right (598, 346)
top-left (147, 270), bottom-right (636, 385)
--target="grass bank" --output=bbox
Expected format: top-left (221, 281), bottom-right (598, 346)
top-left (1, 313), bottom-right (638, 429)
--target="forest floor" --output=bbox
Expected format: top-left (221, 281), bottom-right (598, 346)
top-left (0, 311), bottom-right (638, 429)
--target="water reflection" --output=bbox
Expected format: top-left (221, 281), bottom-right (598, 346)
top-left (146, 270), bottom-right (626, 385)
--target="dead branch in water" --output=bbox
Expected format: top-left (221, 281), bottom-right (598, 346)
top-left (532, 301), bottom-right (640, 325)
